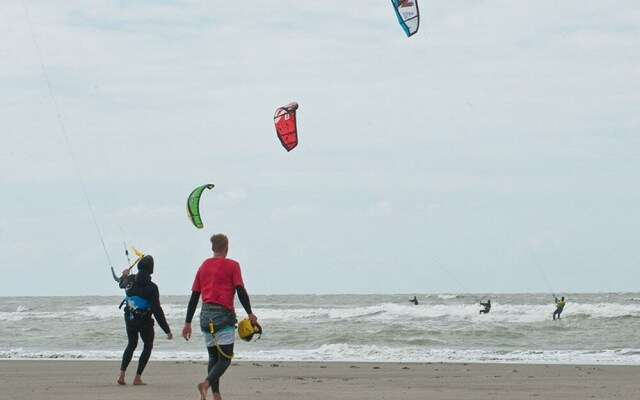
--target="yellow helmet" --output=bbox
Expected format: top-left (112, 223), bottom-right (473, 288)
top-left (238, 318), bottom-right (262, 342)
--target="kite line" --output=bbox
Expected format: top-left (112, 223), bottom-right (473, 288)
top-left (22, 0), bottom-right (113, 268)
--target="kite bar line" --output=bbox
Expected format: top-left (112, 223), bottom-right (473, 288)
top-left (122, 239), bottom-right (132, 267)
top-left (428, 254), bottom-right (471, 294)
top-left (22, 0), bottom-right (113, 269)
top-left (110, 253), bottom-right (144, 282)
top-left (111, 239), bottom-right (132, 281)
top-left (525, 239), bottom-right (555, 295)
top-left (110, 243), bottom-right (145, 282)
top-left (505, 206), bottom-right (556, 295)
top-left (497, 194), bottom-right (557, 295)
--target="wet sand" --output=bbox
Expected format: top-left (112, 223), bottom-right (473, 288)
top-left (0, 360), bottom-right (637, 400)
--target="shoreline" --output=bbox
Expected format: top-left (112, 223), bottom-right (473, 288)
top-left (1, 360), bottom-right (638, 400)
top-left (1, 356), bottom-right (639, 366)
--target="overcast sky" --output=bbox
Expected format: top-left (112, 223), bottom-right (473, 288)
top-left (1, 1), bottom-right (638, 296)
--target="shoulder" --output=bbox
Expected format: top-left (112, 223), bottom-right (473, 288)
top-left (226, 258), bottom-right (240, 267)
top-left (196, 258), bottom-right (214, 272)
top-left (225, 258), bottom-right (242, 272)
top-left (200, 258), bottom-right (214, 267)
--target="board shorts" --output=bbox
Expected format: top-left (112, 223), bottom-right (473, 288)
top-left (199, 303), bottom-right (237, 347)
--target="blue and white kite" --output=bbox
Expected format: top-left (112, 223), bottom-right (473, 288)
top-left (391, 0), bottom-right (420, 37)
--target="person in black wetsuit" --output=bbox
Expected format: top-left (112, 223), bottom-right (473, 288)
top-left (479, 299), bottom-right (491, 314)
top-left (409, 296), bottom-right (419, 305)
top-left (117, 255), bottom-right (173, 385)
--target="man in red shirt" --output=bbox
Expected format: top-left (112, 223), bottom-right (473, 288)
top-left (182, 234), bottom-right (258, 400)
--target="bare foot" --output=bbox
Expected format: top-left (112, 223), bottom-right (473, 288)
top-left (133, 374), bottom-right (146, 385)
top-left (117, 371), bottom-right (126, 385)
top-left (197, 381), bottom-right (209, 400)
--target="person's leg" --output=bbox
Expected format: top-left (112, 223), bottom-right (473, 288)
top-left (207, 342), bottom-right (219, 374)
top-left (203, 344), bottom-right (233, 397)
top-left (197, 345), bottom-right (217, 400)
top-left (119, 318), bottom-right (140, 384)
top-left (133, 321), bottom-right (155, 384)
top-left (197, 310), bottom-right (235, 399)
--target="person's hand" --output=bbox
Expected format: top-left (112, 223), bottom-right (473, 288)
top-left (182, 323), bottom-right (192, 341)
top-left (166, 332), bottom-right (173, 340)
top-left (248, 313), bottom-right (258, 325)
top-left (122, 269), bottom-right (130, 276)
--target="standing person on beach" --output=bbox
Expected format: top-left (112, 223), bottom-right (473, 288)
top-left (182, 233), bottom-right (258, 400)
top-left (553, 296), bottom-right (566, 320)
top-left (117, 255), bottom-right (173, 385)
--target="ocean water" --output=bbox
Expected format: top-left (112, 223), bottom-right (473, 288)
top-left (1, 293), bottom-right (639, 365)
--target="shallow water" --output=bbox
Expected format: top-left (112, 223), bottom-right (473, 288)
top-left (1, 292), bottom-right (639, 364)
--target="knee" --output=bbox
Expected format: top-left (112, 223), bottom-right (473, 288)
top-left (215, 356), bottom-right (232, 371)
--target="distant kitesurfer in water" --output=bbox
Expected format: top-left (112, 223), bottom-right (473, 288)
top-left (553, 296), bottom-right (566, 320)
top-left (479, 299), bottom-right (491, 314)
top-left (409, 296), bottom-right (418, 305)
top-left (117, 255), bottom-right (173, 385)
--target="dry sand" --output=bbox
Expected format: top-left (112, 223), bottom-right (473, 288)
top-left (0, 360), bottom-right (637, 400)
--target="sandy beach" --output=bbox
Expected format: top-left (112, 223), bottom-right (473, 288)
top-left (0, 360), bottom-right (637, 400)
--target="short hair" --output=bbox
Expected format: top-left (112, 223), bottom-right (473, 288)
top-left (210, 234), bottom-right (229, 252)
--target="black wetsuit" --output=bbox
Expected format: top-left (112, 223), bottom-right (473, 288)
top-left (118, 267), bottom-right (170, 375)
top-left (479, 301), bottom-right (491, 314)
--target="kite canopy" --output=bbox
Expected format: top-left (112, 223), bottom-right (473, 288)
top-left (274, 102), bottom-right (299, 152)
top-left (187, 184), bottom-right (214, 229)
top-left (391, 0), bottom-right (420, 37)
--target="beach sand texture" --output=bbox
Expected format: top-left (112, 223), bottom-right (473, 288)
top-left (0, 360), bottom-right (637, 400)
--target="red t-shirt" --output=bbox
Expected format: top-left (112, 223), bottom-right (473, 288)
top-left (191, 257), bottom-right (245, 312)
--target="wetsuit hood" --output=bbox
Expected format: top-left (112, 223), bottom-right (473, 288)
top-left (138, 255), bottom-right (154, 274)
top-left (133, 255), bottom-right (153, 286)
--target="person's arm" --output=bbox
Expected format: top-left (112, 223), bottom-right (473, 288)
top-left (118, 271), bottom-right (135, 289)
top-left (236, 285), bottom-right (257, 323)
top-left (185, 290), bottom-right (201, 323)
top-left (182, 291), bottom-right (201, 341)
top-left (150, 286), bottom-right (171, 335)
top-left (236, 285), bottom-right (252, 314)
